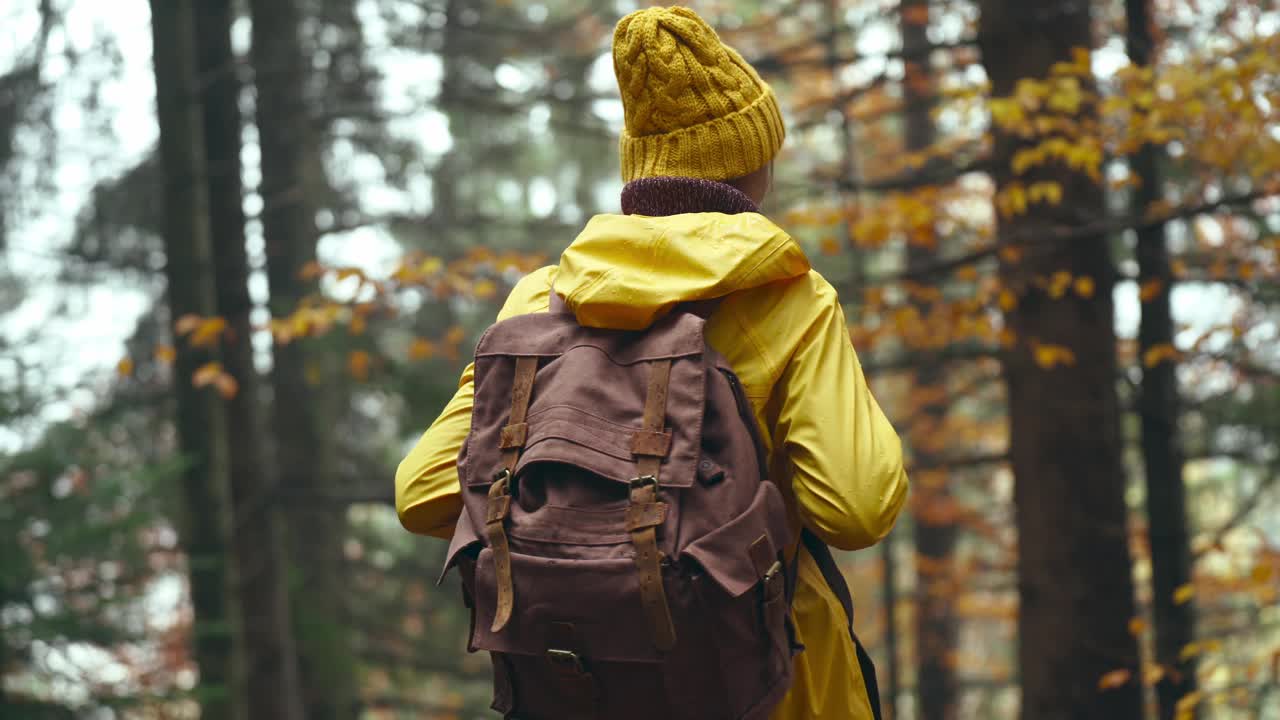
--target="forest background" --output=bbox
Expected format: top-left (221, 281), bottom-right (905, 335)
top-left (1, 0), bottom-right (1278, 718)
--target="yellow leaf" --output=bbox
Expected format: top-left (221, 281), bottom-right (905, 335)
top-left (1143, 664), bottom-right (1165, 685)
top-left (1033, 343), bottom-right (1077, 369)
top-left (419, 257), bottom-right (443, 276)
top-left (998, 290), bottom-right (1018, 312)
top-left (193, 362), bottom-right (223, 388)
top-left (1173, 583), bottom-right (1194, 605)
top-left (1143, 344), bottom-right (1179, 368)
top-left (474, 279), bottom-right (498, 299)
top-left (955, 265), bottom-right (979, 282)
top-left (445, 325), bottom-right (466, 346)
top-left (1097, 668), bottom-right (1131, 690)
top-left (1128, 617), bottom-right (1146, 636)
top-left (190, 317), bottom-right (228, 348)
top-left (214, 373), bottom-right (239, 400)
top-left (1048, 271), bottom-right (1073, 299)
top-left (348, 351), bottom-right (371, 381)
top-left (1139, 279), bottom-right (1164, 303)
top-left (154, 345), bottom-right (177, 365)
top-left (408, 338), bottom-right (436, 360)
top-left (1175, 690), bottom-right (1203, 712)
top-left (174, 314), bottom-right (203, 336)
top-left (1074, 276), bottom-right (1096, 298)
top-left (1252, 564), bottom-right (1273, 584)
top-left (116, 357), bottom-right (135, 377)
top-left (349, 314), bottom-right (367, 336)
top-left (819, 236), bottom-right (841, 256)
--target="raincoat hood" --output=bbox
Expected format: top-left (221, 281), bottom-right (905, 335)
top-left (555, 212), bottom-right (811, 330)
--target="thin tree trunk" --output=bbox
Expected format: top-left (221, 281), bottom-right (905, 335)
top-left (148, 1), bottom-right (236, 715)
top-left (978, 2), bottom-right (1143, 718)
top-left (901, 2), bottom-right (960, 718)
top-left (247, 0), bottom-right (358, 717)
top-left (195, 2), bottom-right (306, 718)
top-left (1124, 1), bottom-right (1196, 716)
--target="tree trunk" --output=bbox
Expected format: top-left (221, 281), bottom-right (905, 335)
top-left (1124, 1), bottom-right (1196, 716)
top-left (247, 0), bottom-right (358, 717)
top-left (194, 2), bottom-right (306, 718)
top-left (901, 2), bottom-right (960, 718)
top-left (147, 1), bottom-right (237, 716)
top-left (978, 2), bottom-right (1144, 718)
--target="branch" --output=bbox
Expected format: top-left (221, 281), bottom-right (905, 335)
top-left (1195, 470), bottom-right (1280, 558)
top-left (891, 190), bottom-right (1273, 283)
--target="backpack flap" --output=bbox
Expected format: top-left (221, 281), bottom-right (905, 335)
top-left (461, 309), bottom-right (709, 491)
top-left (679, 479), bottom-right (792, 598)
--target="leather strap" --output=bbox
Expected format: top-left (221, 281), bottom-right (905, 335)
top-left (630, 359), bottom-right (676, 652)
top-left (546, 622), bottom-right (598, 719)
top-left (801, 529), bottom-right (883, 720)
top-left (488, 356), bottom-right (539, 633)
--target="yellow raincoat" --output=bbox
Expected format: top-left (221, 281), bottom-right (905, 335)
top-left (396, 212), bottom-right (909, 719)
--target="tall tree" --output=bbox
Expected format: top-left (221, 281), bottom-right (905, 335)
top-left (147, 0), bottom-right (236, 716)
top-left (1124, 0), bottom-right (1196, 716)
top-left (247, 0), bottom-right (359, 716)
top-left (977, 1), bottom-right (1144, 717)
top-left (195, 1), bottom-right (306, 717)
top-left (900, 2), bottom-right (960, 717)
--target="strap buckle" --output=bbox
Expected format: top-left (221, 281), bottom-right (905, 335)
top-left (546, 649), bottom-right (585, 676)
top-left (629, 474), bottom-right (657, 489)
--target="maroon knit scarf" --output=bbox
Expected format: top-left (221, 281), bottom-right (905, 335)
top-left (620, 176), bottom-right (759, 217)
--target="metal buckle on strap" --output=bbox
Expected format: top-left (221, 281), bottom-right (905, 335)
top-left (546, 649), bottom-right (585, 676)
top-left (629, 474), bottom-right (657, 489)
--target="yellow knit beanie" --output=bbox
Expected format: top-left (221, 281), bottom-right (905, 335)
top-left (612, 6), bottom-right (785, 183)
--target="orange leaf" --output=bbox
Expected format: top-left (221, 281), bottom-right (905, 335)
top-left (1074, 276), bottom-right (1096, 298)
top-left (348, 351), bottom-right (371, 381)
top-left (408, 338), bottom-right (436, 361)
top-left (214, 373), bottom-right (239, 399)
top-left (193, 362), bottom-right (223, 388)
top-left (474, 279), bottom-right (498, 299)
top-left (349, 314), bottom-right (367, 336)
top-left (1143, 343), bottom-right (1179, 368)
top-left (955, 265), bottom-right (979, 282)
top-left (116, 357), bottom-right (135, 377)
top-left (299, 261), bottom-right (325, 280)
top-left (1097, 668), bottom-right (1131, 690)
top-left (154, 344), bottom-right (177, 365)
top-left (1139, 279), bottom-right (1164, 302)
top-left (902, 3), bottom-right (929, 25)
top-left (1128, 617), bottom-right (1146, 636)
top-left (174, 314), bottom-right (202, 336)
top-left (444, 326), bottom-right (466, 346)
top-left (190, 317), bottom-right (228, 348)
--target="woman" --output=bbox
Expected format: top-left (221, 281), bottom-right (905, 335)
top-left (397, 6), bottom-right (909, 718)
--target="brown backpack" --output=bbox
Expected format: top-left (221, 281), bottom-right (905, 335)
top-left (440, 292), bottom-right (879, 720)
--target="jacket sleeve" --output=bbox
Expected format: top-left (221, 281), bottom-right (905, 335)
top-left (771, 276), bottom-right (909, 551)
top-left (395, 267), bottom-right (555, 538)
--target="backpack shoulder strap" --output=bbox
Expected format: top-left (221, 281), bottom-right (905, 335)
top-left (800, 529), bottom-right (884, 720)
